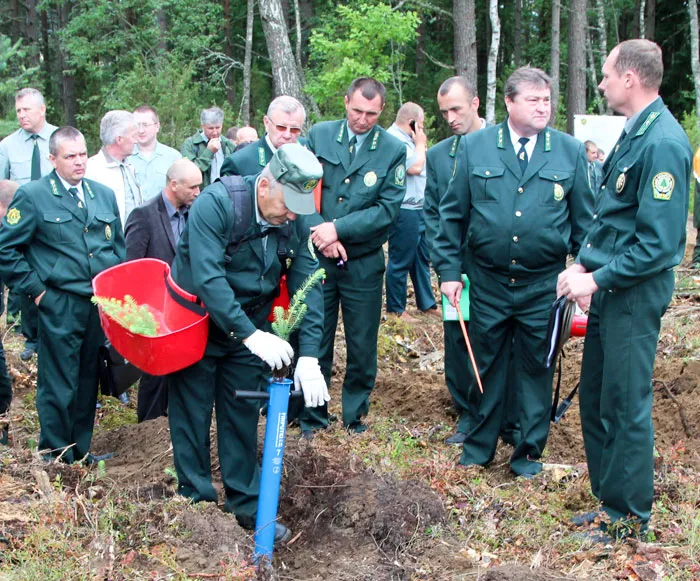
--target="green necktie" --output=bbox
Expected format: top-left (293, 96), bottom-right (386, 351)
top-left (30, 134), bottom-right (41, 181)
top-left (517, 137), bottom-right (529, 174)
top-left (349, 135), bottom-right (357, 163)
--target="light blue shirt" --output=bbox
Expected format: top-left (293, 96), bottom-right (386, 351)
top-left (130, 141), bottom-right (182, 202)
top-left (346, 122), bottom-right (371, 153)
top-left (161, 191), bottom-right (188, 243)
top-left (386, 123), bottom-right (426, 210)
top-left (0, 122), bottom-right (57, 184)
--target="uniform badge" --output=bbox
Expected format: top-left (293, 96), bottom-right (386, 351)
top-left (395, 165), bottom-right (406, 186)
top-left (303, 179), bottom-right (318, 192)
top-left (553, 183), bottom-right (565, 202)
top-left (616, 173), bottom-right (626, 193)
top-left (364, 171), bottom-right (377, 187)
top-left (105, 224), bottom-right (112, 241)
top-left (652, 172), bottom-right (675, 200)
top-left (307, 236), bottom-right (316, 260)
top-left (6, 208), bottom-right (20, 225)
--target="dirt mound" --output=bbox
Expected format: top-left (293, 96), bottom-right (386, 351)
top-left (90, 416), bottom-right (174, 485)
top-left (483, 565), bottom-right (576, 580)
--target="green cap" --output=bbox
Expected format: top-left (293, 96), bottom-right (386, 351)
top-left (268, 143), bottom-right (323, 215)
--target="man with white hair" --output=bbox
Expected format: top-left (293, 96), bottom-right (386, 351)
top-left (181, 107), bottom-right (235, 188)
top-left (85, 110), bottom-right (143, 225)
top-left (221, 96), bottom-right (305, 177)
top-left (0, 88), bottom-right (58, 361)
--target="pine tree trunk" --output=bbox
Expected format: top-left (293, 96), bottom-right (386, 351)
top-left (453, 0), bottom-right (477, 88)
top-left (258, 0), bottom-right (303, 99)
top-left (567, 0), bottom-right (587, 134)
top-left (585, 22), bottom-right (604, 114)
top-left (689, 0), bottom-right (700, 133)
top-left (645, 0), bottom-right (655, 40)
top-left (485, 0), bottom-right (500, 125)
top-left (514, 0), bottom-right (522, 68)
top-left (239, 0), bottom-right (255, 125)
top-left (549, 0), bottom-right (561, 127)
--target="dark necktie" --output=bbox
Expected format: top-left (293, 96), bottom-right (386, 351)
top-left (588, 162), bottom-right (594, 188)
top-left (68, 187), bottom-right (86, 215)
top-left (349, 135), bottom-right (357, 163)
top-left (30, 134), bottom-right (41, 181)
top-left (517, 137), bottom-right (529, 173)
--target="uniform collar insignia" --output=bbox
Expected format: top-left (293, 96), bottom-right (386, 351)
top-left (84, 180), bottom-right (95, 199)
top-left (336, 122), bottom-right (346, 144)
top-left (449, 135), bottom-right (460, 158)
top-left (544, 129), bottom-right (552, 152)
top-left (497, 126), bottom-right (505, 149)
top-left (635, 111), bottom-right (661, 137)
top-left (49, 179), bottom-right (61, 197)
top-left (258, 146), bottom-right (266, 167)
top-left (369, 128), bottom-right (379, 151)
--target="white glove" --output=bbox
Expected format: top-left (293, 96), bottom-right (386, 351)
top-left (293, 356), bottom-right (331, 408)
top-left (243, 330), bottom-right (294, 370)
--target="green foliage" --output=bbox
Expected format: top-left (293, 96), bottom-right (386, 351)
top-left (91, 295), bottom-right (159, 337)
top-left (306, 2), bottom-right (420, 117)
top-left (0, 34), bottom-right (39, 120)
top-left (271, 268), bottom-right (326, 341)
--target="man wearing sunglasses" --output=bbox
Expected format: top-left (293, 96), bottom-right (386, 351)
top-left (221, 96), bottom-right (305, 178)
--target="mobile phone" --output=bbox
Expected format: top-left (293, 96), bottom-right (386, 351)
top-left (409, 119), bottom-right (416, 132)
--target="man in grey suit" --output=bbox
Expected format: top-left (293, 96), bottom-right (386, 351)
top-left (124, 159), bottom-right (202, 421)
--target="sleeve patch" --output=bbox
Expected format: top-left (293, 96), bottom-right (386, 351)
top-left (652, 172), bottom-right (675, 200)
top-left (6, 208), bottom-right (20, 225)
top-left (395, 164), bottom-right (406, 186)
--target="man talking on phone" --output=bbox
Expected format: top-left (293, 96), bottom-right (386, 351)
top-left (385, 102), bottom-right (437, 322)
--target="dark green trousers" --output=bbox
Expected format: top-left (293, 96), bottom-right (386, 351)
top-left (168, 343), bottom-right (267, 520)
top-left (693, 187), bottom-right (700, 263)
top-left (21, 295), bottom-right (39, 349)
top-left (579, 270), bottom-right (673, 525)
top-left (0, 339), bottom-right (11, 416)
top-left (6, 287), bottom-right (20, 319)
top-left (459, 266), bottom-right (557, 476)
top-left (301, 250), bottom-right (384, 431)
top-left (36, 289), bottom-right (103, 463)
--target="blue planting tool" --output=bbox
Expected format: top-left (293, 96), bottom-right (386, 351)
top-left (235, 377), bottom-right (301, 565)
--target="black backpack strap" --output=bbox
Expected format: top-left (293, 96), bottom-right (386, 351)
top-left (164, 272), bottom-right (206, 317)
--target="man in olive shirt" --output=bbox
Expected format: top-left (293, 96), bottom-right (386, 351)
top-left (181, 107), bottom-right (235, 188)
top-left (558, 40), bottom-right (691, 538)
top-left (0, 126), bottom-right (125, 463)
top-left (436, 67), bottom-right (593, 478)
top-left (221, 96), bottom-right (305, 177)
top-left (304, 77), bottom-right (406, 435)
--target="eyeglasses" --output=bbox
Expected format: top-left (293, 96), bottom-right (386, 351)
top-left (270, 121), bottom-right (302, 136)
top-left (136, 122), bottom-right (157, 129)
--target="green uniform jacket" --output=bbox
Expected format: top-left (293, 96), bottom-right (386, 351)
top-left (0, 170), bottom-right (125, 299)
top-left (434, 121), bottom-right (594, 285)
top-left (180, 131), bottom-right (236, 188)
top-left (171, 176), bottom-right (323, 357)
top-left (577, 98), bottom-right (691, 290)
top-left (305, 120), bottom-right (407, 257)
top-left (424, 135), bottom-right (460, 257)
top-left (220, 137), bottom-right (273, 177)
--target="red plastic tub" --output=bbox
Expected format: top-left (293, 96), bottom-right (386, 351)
top-left (92, 258), bottom-right (209, 375)
top-left (571, 314), bottom-right (588, 337)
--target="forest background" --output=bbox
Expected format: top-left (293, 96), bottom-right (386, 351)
top-left (1, 0), bottom-right (700, 159)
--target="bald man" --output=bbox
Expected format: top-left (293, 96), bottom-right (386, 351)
top-left (125, 158), bottom-right (203, 421)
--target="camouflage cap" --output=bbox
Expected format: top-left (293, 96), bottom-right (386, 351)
top-left (268, 143), bottom-right (323, 215)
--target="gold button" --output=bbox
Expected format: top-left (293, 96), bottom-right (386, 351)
top-left (553, 175), bottom-right (558, 179)
top-left (586, 243), bottom-right (591, 248)
top-left (510, 278), bottom-right (515, 283)
top-left (623, 167), bottom-right (628, 172)
top-left (89, 253), bottom-right (93, 258)
top-left (55, 218), bottom-right (60, 222)
top-left (229, 332), bottom-right (235, 337)
top-left (344, 178), bottom-right (350, 184)
top-left (515, 211), bottom-right (522, 217)
top-left (84, 227), bottom-right (89, 233)
top-left (511, 259), bottom-right (517, 264)
top-left (593, 214), bottom-right (597, 219)
top-left (338, 197), bottom-right (344, 202)
top-left (601, 185), bottom-right (606, 189)
top-left (513, 236), bottom-right (519, 243)
top-left (517, 187), bottom-right (524, 194)
top-left (261, 275), bottom-right (265, 281)
top-left (485, 170), bottom-right (491, 176)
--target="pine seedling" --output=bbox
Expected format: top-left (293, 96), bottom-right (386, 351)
top-left (271, 268), bottom-right (326, 342)
top-left (92, 295), bottom-right (159, 337)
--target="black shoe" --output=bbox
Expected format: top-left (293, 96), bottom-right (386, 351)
top-left (0, 426), bottom-right (7, 446)
top-left (500, 431), bottom-right (520, 447)
top-left (274, 522), bottom-right (292, 544)
top-left (300, 430), bottom-right (314, 441)
top-left (84, 452), bottom-right (115, 464)
top-left (445, 432), bottom-right (467, 445)
top-left (117, 392), bottom-right (129, 405)
top-left (570, 528), bottom-right (613, 545)
top-left (571, 511), bottom-right (603, 527)
top-left (346, 421), bottom-right (367, 434)
top-left (328, 413), bottom-right (338, 423)
top-left (20, 348), bottom-right (36, 361)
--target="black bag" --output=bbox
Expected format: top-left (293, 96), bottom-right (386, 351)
top-left (97, 342), bottom-right (143, 398)
top-left (544, 296), bottom-right (579, 423)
